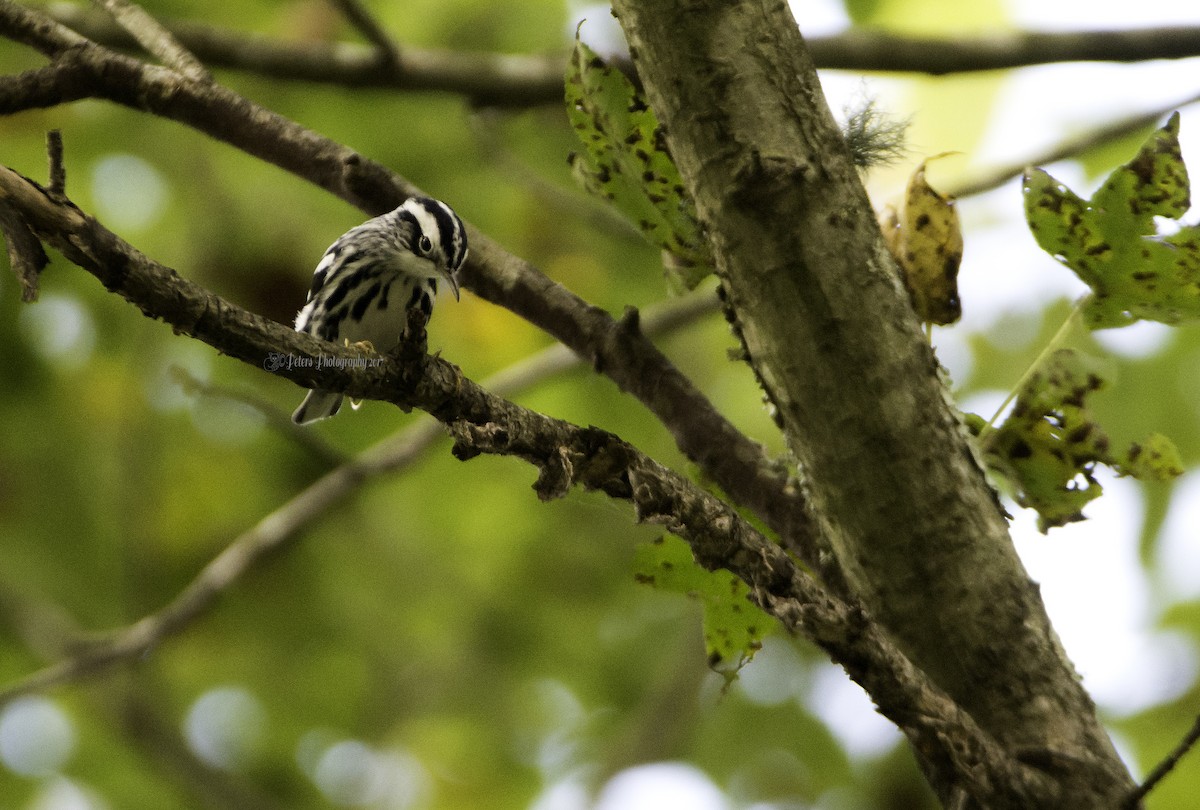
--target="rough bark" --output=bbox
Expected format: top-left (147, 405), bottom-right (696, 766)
top-left (611, 0), bottom-right (1135, 806)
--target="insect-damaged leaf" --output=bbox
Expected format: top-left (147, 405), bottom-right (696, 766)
top-left (1024, 112), bottom-right (1200, 329)
top-left (879, 157), bottom-right (963, 325)
top-left (633, 535), bottom-right (767, 669)
top-left (978, 349), bottom-right (1182, 532)
top-left (565, 32), bottom-right (712, 292)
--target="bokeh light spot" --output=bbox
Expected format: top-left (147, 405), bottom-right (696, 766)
top-left (0, 697), bottom-right (76, 777)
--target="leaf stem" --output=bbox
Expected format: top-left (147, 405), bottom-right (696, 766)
top-left (980, 300), bottom-right (1085, 436)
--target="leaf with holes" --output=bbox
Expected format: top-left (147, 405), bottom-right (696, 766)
top-left (979, 349), bottom-right (1181, 532)
top-left (565, 32), bottom-right (712, 291)
top-left (1119, 432), bottom-right (1184, 481)
top-left (633, 535), bottom-right (767, 669)
top-left (879, 156), bottom-right (963, 325)
top-left (1024, 112), bottom-right (1200, 329)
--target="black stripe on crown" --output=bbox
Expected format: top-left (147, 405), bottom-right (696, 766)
top-left (410, 196), bottom-right (468, 272)
top-left (391, 208), bottom-right (418, 242)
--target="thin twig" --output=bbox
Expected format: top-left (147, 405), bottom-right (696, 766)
top-left (948, 90), bottom-right (1200, 199)
top-left (326, 0), bottom-right (401, 66)
top-left (469, 109), bottom-right (645, 243)
top-left (980, 301), bottom-right (1084, 435)
top-left (1124, 710), bottom-right (1200, 808)
top-left (167, 366), bottom-right (351, 468)
top-left (45, 129), bottom-right (65, 195)
top-left (808, 26), bottom-right (1200, 75)
top-left (90, 0), bottom-right (212, 82)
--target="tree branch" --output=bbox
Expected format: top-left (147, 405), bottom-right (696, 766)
top-left (808, 26), bottom-right (1200, 74)
top-left (44, 0), bottom-right (564, 106)
top-left (91, 0), bottom-right (212, 82)
top-left (0, 0), bottom-right (826, 582)
top-left (1124, 710), bottom-right (1200, 808)
top-left (44, 127), bottom-right (64, 193)
top-left (326, 0), bottom-right (400, 67)
top-left (168, 366), bottom-right (352, 467)
top-left (34, 2), bottom-right (1200, 107)
top-left (0, 193), bottom-right (47, 301)
top-left (0, 163), bottom-right (1047, 803)
top-left (948, 91), bottom-right (1200, 199)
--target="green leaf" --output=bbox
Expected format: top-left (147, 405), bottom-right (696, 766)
top-left (565, 30), bottom-right (712, 291)
top-left (633, 535), bottom-right (767, 668)
top-left (981, 349), bottom-right (1182, 532)
top-left (1024, 112), bottom-right (1200, 329)
top-left (1119, 432), bottom-right (1184, 481)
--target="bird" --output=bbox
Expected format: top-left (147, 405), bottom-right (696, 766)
top-left (291, 196), bottom-right (468, 424)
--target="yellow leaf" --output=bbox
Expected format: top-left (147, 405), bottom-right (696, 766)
top-left (880, 157), bottom-right (964, 325)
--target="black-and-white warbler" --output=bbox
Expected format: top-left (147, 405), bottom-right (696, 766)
top-left (292, 196), bottom-right (469, 424)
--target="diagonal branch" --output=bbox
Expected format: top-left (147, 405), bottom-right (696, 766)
top-left (168, 366), bottom-right (352, 467)
top-left (0, 164), bottom-right (1048, 806)
top-left (0, 0), bottom-right (827, 582)
top-left (948, 91), bottom-right (1200, 199)
top-left (1123, 710), bottom-right (1200, 808)
top-left (91, 0), bottom-right (212, 81)
top-left (327, 0), bottom-right (400, 67)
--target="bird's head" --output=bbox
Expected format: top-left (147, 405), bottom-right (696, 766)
top-left (400, 196), bottom-right (469, 301)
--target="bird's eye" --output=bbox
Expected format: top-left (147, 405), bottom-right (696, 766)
top-left (417, 235), bottom-right (433, 255)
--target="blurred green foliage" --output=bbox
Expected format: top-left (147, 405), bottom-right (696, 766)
top-left (1, 1), bottom-right (1200, 809)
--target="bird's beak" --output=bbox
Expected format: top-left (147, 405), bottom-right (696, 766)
top-left (444, 270), bottom-right (461, 302)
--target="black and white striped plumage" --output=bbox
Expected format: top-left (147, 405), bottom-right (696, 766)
top-left (292, 196), bottom-right (468, 424)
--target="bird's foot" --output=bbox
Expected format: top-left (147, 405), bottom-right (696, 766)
top-left (344, 338), bottom-right (377, 354)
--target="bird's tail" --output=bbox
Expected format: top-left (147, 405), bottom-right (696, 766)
top-left (293, 390), bottom-right (343, 424)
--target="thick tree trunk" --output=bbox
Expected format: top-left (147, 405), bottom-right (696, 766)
top-left (610, 0), bottom-right (1135, 805)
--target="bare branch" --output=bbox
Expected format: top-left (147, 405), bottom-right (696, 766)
top-left (948, 91), bottom-right (1200, 199)
top-left (326, 0), bottom-right (400, 66)
top-left (0, 196), bottom-right (47, 301)
top-left (2, 1), bottom-right (89, 56)
top-left (90, 0), bottom-right (212, 81)
top-left (0, 127), bottom-right (61, 300)
top-left (807, 26), bottom-right (1200, 74)
top-left (167, 366), bottom-right (352, 467)
top-left (34, 3), bottom-right (1200, 106)
top-left (44, 1), bottom-right (563, 106)
top-left (0, 0), bottom-right (825, 580)
top-left (469, 110), bottom-right (645, 242)
top-left (0, 60), bottom-right (93, 114)
top-left (1124, 711), bottom-right (1200, 808)
top-left (45, 128), bottom-right (64, 193)
top-left (0, 579), bottom-right (82, 660)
